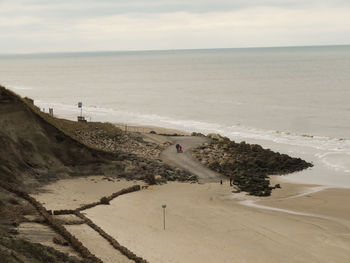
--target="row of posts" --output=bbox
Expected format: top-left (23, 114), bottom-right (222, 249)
top-left (42, 108), bottom-right (54, 117)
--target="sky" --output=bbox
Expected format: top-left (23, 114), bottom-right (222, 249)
top-left (0, 0), bottom-right (350, 54)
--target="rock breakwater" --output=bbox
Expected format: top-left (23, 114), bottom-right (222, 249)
top-left (192, 134), bottom-right (313, 196)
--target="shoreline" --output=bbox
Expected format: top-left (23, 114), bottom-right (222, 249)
top-left (113, 122), bottom-right (190, 136)
top-left (240, 176), bottom-right (350, 227)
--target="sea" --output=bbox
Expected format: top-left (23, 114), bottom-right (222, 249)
top-left (1, 45), bottom-right (350, 187)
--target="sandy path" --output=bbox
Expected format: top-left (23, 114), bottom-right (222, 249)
top-left (84, 182), bottom-right (350, 263)
top-left (161, 136), bottom-right (223, 182)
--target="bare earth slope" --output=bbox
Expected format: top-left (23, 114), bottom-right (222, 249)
top-left (0, 86), bottom-right (119, 189)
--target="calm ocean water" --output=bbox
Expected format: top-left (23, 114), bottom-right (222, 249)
top-left (1, 45), bottom-right (350, 187)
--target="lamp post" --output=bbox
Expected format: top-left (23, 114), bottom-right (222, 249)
top-left (162, 204), bottom-right (166, 230)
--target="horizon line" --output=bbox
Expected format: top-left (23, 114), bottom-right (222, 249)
top-left (1, 43), bottom-right (349, 56)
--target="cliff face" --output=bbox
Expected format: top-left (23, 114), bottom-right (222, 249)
top-left (0, 86), bottom-right (116, 188)
top-left (0, 86), bottom-right (195, 189)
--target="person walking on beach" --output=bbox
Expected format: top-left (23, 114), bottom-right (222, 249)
top-left (176, 144), bottom-right (180, 153)
top-left (179, 145), bottom-right (183, 153)
top-left (229, 172), bottom-right (233, 186)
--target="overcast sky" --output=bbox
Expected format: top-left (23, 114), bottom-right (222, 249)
top-left (0, 0), bottom-right (349, 54)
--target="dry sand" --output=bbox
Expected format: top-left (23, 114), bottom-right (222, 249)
top-left (31, 159), bottom-right (350, 262)
top-left (83, 180), bottom-right (350, 263)
top-left (18, 222), bottom-right (80, 258)
top-left (31, 176), bottom-right (138, 210)
top-left (66, 224), bottom-right (132, 263)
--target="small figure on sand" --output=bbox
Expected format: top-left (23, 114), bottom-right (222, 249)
top-left (175, 144), bottom-right (183, 153)
top-left (229, 172), bottom-right (233, 186)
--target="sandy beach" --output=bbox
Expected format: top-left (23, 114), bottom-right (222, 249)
top-left (27, 125), bottom-right (350, 263)
top-left (31, 176), bottom-right (137, 211)
top-left (33, 174), bottom-right (350, 263)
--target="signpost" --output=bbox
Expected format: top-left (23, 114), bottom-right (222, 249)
top-left (162, 204), bottom-right (166, 230)
top-left (78, 102), bottom-right (82, 117)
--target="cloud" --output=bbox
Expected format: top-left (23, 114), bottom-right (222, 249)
top-left (73, 7), bottom-right (350, 34)
top-left (0, 1), bottom-right (349, 53)
top-left (0, 16), bottom-right (41, 27)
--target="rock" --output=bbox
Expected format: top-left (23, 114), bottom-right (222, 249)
top-left (192, 135), bottom-right (312, 196)
top-left (102, 177), bottom-right (114, 182)
top-left (12, 221), bottom-right (19, 227)
top-left (100, 197), bottom-right (110, 205)
top-left (53, 236), bottom-right (69, 246)
top-left (9, 229), bottom-right (19, 235)
top-left (207, 133), bottom-right (222, 140)
top-left (191, 132), bottom-right (206, 137)
top-left (188, 175), bottom-right (197, 181)
top-left (146, 174), bottom-right (156, 185)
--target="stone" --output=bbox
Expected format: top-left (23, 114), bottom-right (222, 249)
top-left (53, 236), bottom-right (69, 246)
top-left (191, 135), bottom-right (312, 196)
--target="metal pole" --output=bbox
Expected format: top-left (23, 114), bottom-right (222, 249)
top-left (162, 204), bottom-right (166, 230)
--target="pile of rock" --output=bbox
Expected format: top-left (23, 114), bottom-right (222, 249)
top-left (74, 129), bottom-right (163, 160)
top-left (192, 134), bottom-right (313, 196)
top-left (73, 129), bottom-right (196, 184)
top-left (114, 153), bottom-right (197, 184)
